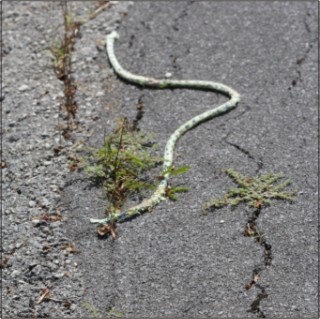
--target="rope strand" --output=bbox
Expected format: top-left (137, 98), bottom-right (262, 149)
top-left (90, 31), bottom-right (241, 225)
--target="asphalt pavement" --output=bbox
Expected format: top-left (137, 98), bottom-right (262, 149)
top-left (3, 1), bottom-right (318, 318)
top-left (64, 2), bottom-right (318, 318)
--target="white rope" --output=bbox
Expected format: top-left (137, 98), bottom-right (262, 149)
top-left (90, 31), bottom-right (241, 225)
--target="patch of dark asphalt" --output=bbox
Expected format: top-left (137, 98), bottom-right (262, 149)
top-left (63, 2), bottom-right (317, 318)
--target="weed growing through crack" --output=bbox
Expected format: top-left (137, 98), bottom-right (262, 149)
top-left (81, 300), bottom-right (101, 318)
top-left (50, 1), bottom-right (114, 140)
top-left (106, 306), bottom-right (124, 318)
top-left (50, 1), bottom-right (79, 139)
top-left (203, 168), bottom-right (297, 210)
top-left (77, 117), bottom-right (189, 219)
top-left (84, 118), bottom-right (161, 210)
top-left (203, 168), bottom-right (297, 317)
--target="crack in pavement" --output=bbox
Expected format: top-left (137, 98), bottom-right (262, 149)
top-left (224, 138), bottom-right (264, 173)
top-left (167, 45), bottom-right (191, 78)
top-left (248, 283), bottom-right (268, 318)
top-left (288, 5), bottom-right (317, 92)
top-left (225, 140), bottom-right (255, 161)
top-left (244, 206), bottom-right (273, 318)
top-left (171, 0), bottom-right (195, 32)
top-left (106, 240), bottom-right (119, 315)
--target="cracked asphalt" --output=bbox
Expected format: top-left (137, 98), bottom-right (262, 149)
top-left (3, 1), bottom-right (318, 318)
top-left (64, 2), bottom-right (318, 317)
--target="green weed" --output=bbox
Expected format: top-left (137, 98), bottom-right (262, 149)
top-left (165, 185), bottom-right (189, 201)
top-left (51, 1), bottom-right (113, 138)
top-left (78, 118), bottom-right (190, 218)
top-left (106, 307), bottom-right (124, 318)
top-left (163, 166), bottom-right (190, 200)
top-left (81, 300), bottom-right (101, 318)
top-left (204, 168), bottom-right (297, 211)
top-left (82, 118), bottom-right (161, 211)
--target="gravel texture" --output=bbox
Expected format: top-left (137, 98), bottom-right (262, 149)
top-left (2, 2), bottom-right (132, 318)
top-left (2, 1), bottom-right (318, 319)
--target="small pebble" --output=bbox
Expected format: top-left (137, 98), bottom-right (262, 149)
top-left (29, 201), bottom-right (36, 208)
top-left (18, 84), bottom-right (29, 92)
top-left (51, 221), bottom-right (61, 228)
top-left (31, 219), bottom-right (41, 226)
top-left (11, 270), bottom-right (20, 278)
top-left (41, 133), bottom-right (50, 139)
top-left (31, 265), bottom-right (42, 275)
top-left (18, 114), bottom-right (27, 122)
top-left (96, 91), bottom-right (104, 97)
top-left (39, 198), bottom-right (50, 207)
top-left (53, 272), bottom-right (64, 279)
top-left (29, 261), bottom-right (38, 268)
top-left (8, 135), bottom-right (20, 143)
top-left (70, 304), bottom-right (77, 311)
top-left (15, 242), bottom-right (23, 249)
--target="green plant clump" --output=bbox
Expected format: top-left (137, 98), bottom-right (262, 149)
top-left (106, 307), bottom-right (124, 318)
top-left (204, 168), bottom-right (297, 211)
top-left (81, 301), bottom-right (101, 318)
top-left (83, 119), bottom-right (161, 211)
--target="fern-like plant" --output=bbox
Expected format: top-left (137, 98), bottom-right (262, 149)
top-left (204, 168), bottom-right (297, 211)
top-left (84, 119), bottom-right (161, 210)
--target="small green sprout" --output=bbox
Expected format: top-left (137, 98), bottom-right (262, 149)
top-left (106, 307), bottom-right (124, 318)
top-left (163, 165), bottom-right (190, 200)
top-left (163, 165), bottom-right (190, 177)
top-left (81, 301), bottom-right (101, 318)
top-left (204, 168), bottom-right (297, 211)
top-left (166, 185), bottom-right (189, 201)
